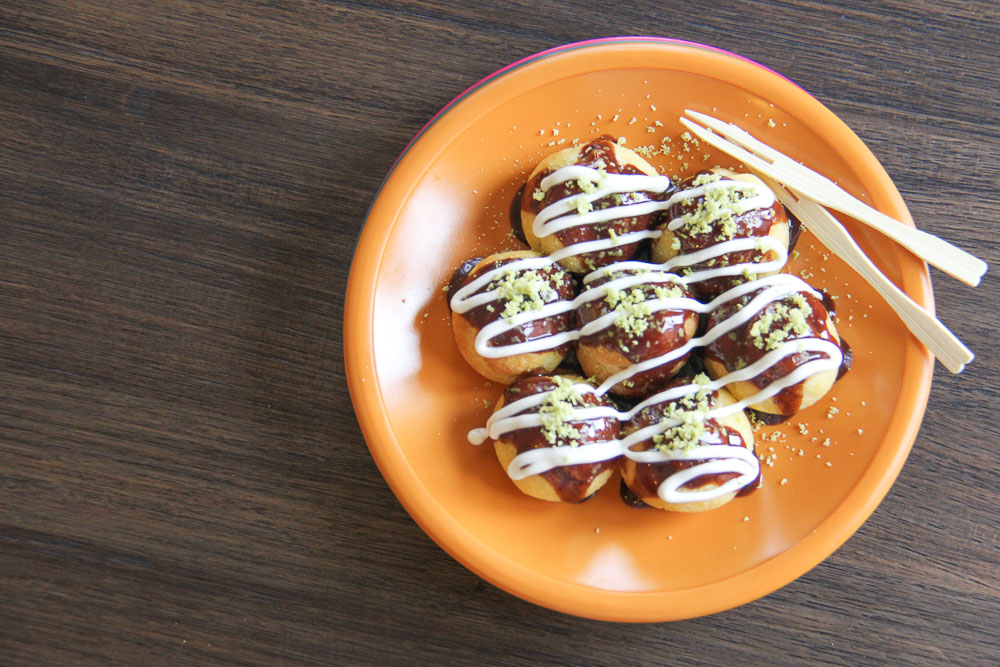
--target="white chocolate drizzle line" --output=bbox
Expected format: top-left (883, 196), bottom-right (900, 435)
top-left (451, 172), bottom-right (781, 358)
top-left (532, 166), bottom-right (773, 238)
top-left (466, 277), bottom-right (840, 503)
top-left (453, 166), bottom-right (838, 504)
top-left (451, 235), bottom-right (787, 359)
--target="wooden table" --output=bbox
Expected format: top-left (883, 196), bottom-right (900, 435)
top-left (2, 2), bottom-right (997, 663)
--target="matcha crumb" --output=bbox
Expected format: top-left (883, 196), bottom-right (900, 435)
top-left (604, 286), bottom-right (655, 338)
top-left (678, 172), bottom-right (747, 240)
top-left (653, 284), bottom-right (682, 300)
top-left (748, 293), bottom-right (814, 351)
top-left (492, 268), bottom-right (559, 323)
top-left (538, 377), bottom-right (586, 446)
top-left (650, 375), bottom-right (714, 453)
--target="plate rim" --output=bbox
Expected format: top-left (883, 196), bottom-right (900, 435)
top-left (344, 36), bottom-right (934, 622)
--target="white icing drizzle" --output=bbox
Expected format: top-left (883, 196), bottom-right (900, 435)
top-left (664, 180), bottom-right (774, 232)
top-left (450, 235), bottom-right (787, 359)
top-left (453, 161), bottom-right (842, 505)
top-left (531, 166), bottom-right (775, 239)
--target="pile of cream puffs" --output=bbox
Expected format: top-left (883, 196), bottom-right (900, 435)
top-left (450, 137), bottom-right (848, 512)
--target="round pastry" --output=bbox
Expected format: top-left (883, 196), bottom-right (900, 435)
top-left (491, 374), bottom-right (620, 503)
top-left (620, 382), bottom-right (758, 512)
top-left (450, 250), bottom-right (577, 384)
top-left (703, 275), bottom-right (843, 415)
top-left (521, 137), bottom-right (669, 274)
top-left (651, 168), bottom-right (790, 300)
top-left (576, 267), bottom-right (700, 398)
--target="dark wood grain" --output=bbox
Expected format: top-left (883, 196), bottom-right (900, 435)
top-left (1, 1), bottom-right (997, 664)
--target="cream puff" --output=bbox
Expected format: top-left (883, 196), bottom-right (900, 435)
top-left (651, 168), bottom-right (789, 300)
top-left (450, 250), bottom-right (577, 384)
top-left (576, 267), bottom-right (699, 398)
top-left (521, 137), bottom-right (670, 273)
top-left (703, 275), bottom-right (844, 415)
top-left (620, 382), bottom-right (758, 512)
top-left (490, 374), bottom-right (620, 503)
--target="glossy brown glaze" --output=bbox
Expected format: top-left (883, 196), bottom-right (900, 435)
top-left (501, 375), bottom-right (619, 503)
top-left (577, 269), bottom-right (698, 394)
top-left (447, 257), bottom-right (483, 309)
top-left (735, 463), bottom-right (763, 497)
top-left (820, 289), bottom-right (837, 319)
top-left (663, 171), bottom-right (788, 300)
top-left (747, 408), bottom-right (793, 426)
top-left (509, 184), bottom-right (528, 246)
top-left (837, 336), bottom-right (853, 381)
top-left (817, 292), bottom-right (852, 381)
top-left (787, 209), bottom-right (804, 253)
top-left (522, 137), bottom-right (662, 270)
top-left (705, 288), bottom-right (838, 415)
top-left (458, 256), bottom-right (576, 349)
top-left (619, 478), bottom-right (652, 509)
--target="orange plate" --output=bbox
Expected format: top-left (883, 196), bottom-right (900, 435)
top-left (344, 38), bottom-right (933, 622)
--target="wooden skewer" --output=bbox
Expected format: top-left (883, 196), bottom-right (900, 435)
top-left (680, 111), bottom-right (988, 287)
top-left (757, 173), bottom-right (973, 374)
